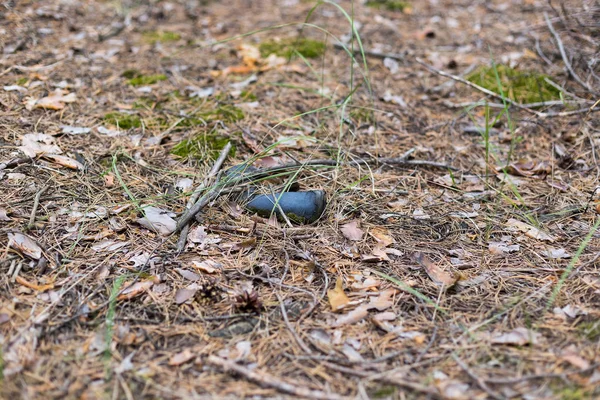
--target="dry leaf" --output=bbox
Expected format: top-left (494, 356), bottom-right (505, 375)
top-left (368, 288), bottom-right (398, 311)
top-left (15, 276), bottom-right (53, 292)
top-left (543, 248), bottom-right (570, 259)
top-left (414, 252), bottom-right (458, 287)
top-left (560, 345), bottom-right (589, 370)
top-left (341, 220), bottom-right (364, 241)
top-left (333, 305), bottom-right (369, 327)
top-left (27, 89), bottom-right (77, 110)
top-left (137, 206), bottom-right (177, 236)
top-left (117, 280), bottom-right (154, 301)
top-left (328, 277), bottom-right (350, 312)
top-left (42, 154), bottom-right (84, 170)
top-left (506, 218), bottom-right (554, 242)
top-left (369, 227), bottom-right (395, 246)
top-left (491, 327), bottom-right (539, 346)
top-left (488, 242), bottom-right (520, 255)
top-left (176, 268), bottom-right (201, 282)
top-left (18, 133), bottom-right (62, 157)
top-left (8, 232), bottom-right (43, 260)
top-left (0, 208), bottom-right (11, 221)
top-left (191, 260), bottom-right (221, 274)
top-left (175, 287), bottom-right (197, 305)
top-left (168, 349), bottom-right (196, 366)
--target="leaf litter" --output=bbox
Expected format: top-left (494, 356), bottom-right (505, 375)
top-left (2, 0), bottom-right (600, 399)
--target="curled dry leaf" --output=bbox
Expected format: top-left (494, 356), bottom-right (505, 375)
top-left (500, 160), bottom-right (551, 177)
top-left (137, 206), bottom-right (177, 236)
top-left (8, 232), bottom-right (43, 260)
top-left (168, 348), bottom-right (196, 366)
top-left (0, 208), bottom-right (11, 221)
top-left (491, 327), bottom-right (540, 346)
top-left (414, 252), bottom-right (458, 288)
top-left (191, 260), bottom-right (221, 274)
top-left (175, 286), bottom-right (198, 305)
top-left (369, 227), bottom-right (395, 246)
top-left (560, 345), bottom-right (590, 370)
top-left (18, 133), bottom-right (62, 157)
top-left (117, 280), bottom-right (154, 301)
top-left (328, 277), bottom-right (350, 312)
top-left (26, 89), bottom-right (77, 110)
top-left (176, 268), bottom-right (201, 282)
top-left (340, 220), bottom-right (364, 241)
top-left (506, 218), bottom-right (554, 242)
top-left (15, 276), bottom-right (54, 292)
top-left (42, 154), bottom-right (84, 170)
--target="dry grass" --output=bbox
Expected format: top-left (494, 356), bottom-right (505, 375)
top-left (1, 0), bottom-right (600, 399)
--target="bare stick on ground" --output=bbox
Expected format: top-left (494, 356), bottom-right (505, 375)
top-left (176, 142), bottom-right (232, 252)
top-left (207, 355), bottom-right (347, 400)
top-left (544, 12), bottom-right (599, 95)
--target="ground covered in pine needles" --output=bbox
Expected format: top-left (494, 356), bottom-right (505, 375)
top-left (1, 0), bottom-right (600, 399)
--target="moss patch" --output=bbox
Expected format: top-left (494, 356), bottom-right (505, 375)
top-left (142, 30), bottom-right (181, 44)
top-left (103, 112), bottom-right (142, 129)
top-left (577, 320), bottom-right (600, 341)
top-left (259, 38), bottom-right (326, 59)
top-left (366, 0), bottom-right (411, 12)
top-left (197, 104), bottom-right (245, 123)
top-left (466, 64), bottom-right (561, 104)
top-left (171, 134), bottom-right (236, 160)
top-left (127, 74), bottom-right (168, 87)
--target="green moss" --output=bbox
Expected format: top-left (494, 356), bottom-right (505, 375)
top-left (577, 320), bottom-right (600, 341)
top-left (370, 385), bottom-right (397, 398)
top-left (240, 90), bottom-right (257, 101)
top-left (16, 77), bottom-right (28, 85)
top-left (121, 69), bottom-right (140, 79)
top-left (259, 38), bottom-right (326, 59)
top-left (171, 134), bottom-right (236, 160)
top-left (128, 74), bottom-right (168, 87)
top-left (103, 112), bottom-right (142, 129)
top-left (466, 64), bottom-right (561, 104)
top-left (552, 387), bottom-right (592, 400)
top-left (199, 104), bottom-right (245, 123)
top-left (366, 0), bottom-right (411, 11)
top-left (349, 108), bottom-right (375, 124)
top-left (142, 31), bottom-right (181, 44)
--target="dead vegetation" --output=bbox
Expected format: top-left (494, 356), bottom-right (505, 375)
top-left (1, 0), bottom-right (600, 399)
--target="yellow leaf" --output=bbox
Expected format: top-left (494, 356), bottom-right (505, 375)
top-left (328, 277), bottom-right (349, 312)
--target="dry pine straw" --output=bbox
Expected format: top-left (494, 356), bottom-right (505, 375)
top-left (1, 0), bottom-right (600, 399)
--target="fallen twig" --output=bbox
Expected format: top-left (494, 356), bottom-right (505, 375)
top-left (544, 12), bottom-right (599, 95)
top-left (28, 185), bottom-right (49, 230)
top-left (207, 355), bottom-right (347, 400)
top-left (176, 142), bottom-right (232, 251)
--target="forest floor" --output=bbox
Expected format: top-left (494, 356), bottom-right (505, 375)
top-left (1, 0), bottom-right (600, 399)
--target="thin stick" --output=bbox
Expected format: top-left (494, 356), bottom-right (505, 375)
top-left (207, 355), bottom-right (346, 400)
top-left (276, 292), bottom-right (313, 354)
top-left (544, 12), bottom-right (598, 95)
top-left (28, 185), bottom-right (49, 230)
top-left (176, 142), bottom-right (232, 251)
top-left (452, 353), bottom-right (505, 400)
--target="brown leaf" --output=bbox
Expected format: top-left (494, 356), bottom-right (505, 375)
top-left (560, 346), bottom-right (590, 370)
top-left (8, 232), bottom-right (43, 260)
top-left (414, 252), bottom-right (458, 288)
top-left (176, 268), bottom-right (201, 281)
top-left (191, 260), bottom-right (221, 274)
top-left (117, 280), bottom-right (154, 301)
top-left (341, 220), bottom-right (364, 241)
top-left (333, 304), bottom-right (369, 327)
top-left (328, 277), bottom-right (350, 312)
top-left (28, 89), bottom-right (77, 110)
top-left (42, 154), bottom-right (84, 170)
top-left (15, 276), bottom-right (54, 292)
top-left (506, 218), bottom-right (554, 242)
top-left (369, 227), bottom-right (395, 246)
top-left (175, 287), bottom-right (197, 305)
top-left (168, 349), bottom-right (196, 366)
top-left (491, 327), bottom-right (539, 346)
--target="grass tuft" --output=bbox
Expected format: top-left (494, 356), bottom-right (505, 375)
top-left (259, 38), bottom-right (326, 59)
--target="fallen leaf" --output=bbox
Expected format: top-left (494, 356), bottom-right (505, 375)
top-left (15, 276), bottom-right (54, 292)
top-left (491, 327), bottom-right (539, 346)
top-left (18, 133), bottom-right (62, 157)
top-left (191, 260), bottom-right (221, 274)
top-left (168, 349), bottom-right (196, 366)
top-left (92, 240), bottom-right (128, 252)
top-left (27, 89), bottom-right (77, 110)
top-left (175, 287), bottom-right (197, 304)
top-left (0, 208), bottom-right (10, 221)
top-left (42, 154), bottom-right (84, 170)
top-left (333, 305), bottom-right (369, 327)
top-left (543, 248), bottom-right (570, 259)
top-left (117, 280), bottom-right (154, 300)
top-left (369, 227), bottom-right (395, 246)
top-left (500, 160), bottom-right (551, 177)
top-left (328, 277), bottom-right (350, 312)
top-left (414, 252), bottom-right (458, 288)
top-left (187, 226), bottom-right (207, 244)
top-left (560, 345), bottom-right (590, 370)
top-left (176, 268), bottom-right (201, 281)
top-left (340, 220), bottom-right (364, 241)
top-left (8, 232), bottom-right (43, 260)
top-left (368, 288), bottom-right (398, 311)
top-left (137, 206), bottom-right (177, 236)
top-left (506, 218), bottom-right (554, 242)
top-left (488, 242), bottom-right (520, 255)
top-left (60, 125), bottom-right (90, 135)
